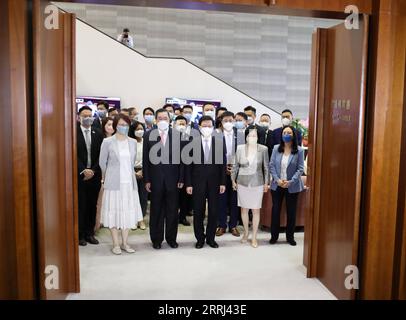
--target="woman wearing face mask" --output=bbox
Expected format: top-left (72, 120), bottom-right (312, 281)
top-left (129, 121), bottom-right (148, 230)
top-left (269, 126), bottom-right (305, 246)
top-left (95, 116), bottom-right (115, 232)
top-left (231, 129), bottom-right (269, 248)
top-left (99, 114), bottom-right (143, 255)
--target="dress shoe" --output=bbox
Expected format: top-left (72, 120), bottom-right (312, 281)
top-left (121, 244), bottom-right (135, 253)
top-left (216, 227), bottom-right (226, 237)
top-left (179, 218), bottom-right (191, 226)
top-left (230, 227), bottom-right (240, 237)
top-left (79, 239), bottom-right (87, 246)
top-left (138, 220), bottom-right (146, 230)
top-left (153, 242), bottom-right (162, 250)
top-left (195, 241), bottom-right (205, 249)
top-left (288, 239), bottom-right (297, 246)
top-left (168, 241), bottom-right (179, 249)
top-left (207, 241), bottom-right (219, 248)
top-left (269, 238), bottom-right (278, 245)
top-left (112, 246), bottom-right (122, 255)
top-left (85, 235), bottom-right (99, 245)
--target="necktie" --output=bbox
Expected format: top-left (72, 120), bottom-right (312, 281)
top-left (84, 129), bottom-right (91, 168)
top-left (204, 139), bottom-right (210, 164)
top-left (160, 131), bottom-right (166, 146)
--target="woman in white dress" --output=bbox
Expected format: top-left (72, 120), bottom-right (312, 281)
top-left (99, 114), bottom-right (143, 255)
top-left (231, 128), bottom-right (269, 248)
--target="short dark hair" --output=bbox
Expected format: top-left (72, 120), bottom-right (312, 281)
top-left (112, 114), bottom-right (131, 132)
top-left (260, 113), bottom-right (271, 119)
top-left (282, 109), bottom-right (293, 116)
top-left (216, 107), bottom-right (228, 116)
top-left (221, 111), bottom-right (235, 120)
top-left (182, 105), bottom-right (193, 112)
top-left (163, 104), bottom-right (174, 110)
top-left (244, 106), bottom-right (257, 114)
top-left (175, 115), bottom-right (187, 122)
top-left (123, 28), bottom-right (130, 33)
top-left (278, 125), bottom-right (299, 154)
top-left (199, 115), bottom-right (214, 126)
top-left (155, 108), bottom-right (170, 119)
top-left (202, 103), bottom-right (215, 110)
top-left (143, 107), bottom-right (155, 115)
top-left (236, 112), bottom-right (248, 121)
top-left (101, 116), bottom-right (114, 137)
top-left (108, 107), bottom-right (118, 114)
top-left (121, 108), bottom-right (129, 113)
top-left (97, 101), bottom-right (109, 110)
top-left (78, 106), bottom-right (92, 115)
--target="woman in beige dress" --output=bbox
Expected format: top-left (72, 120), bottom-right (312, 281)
top-left (231, 128), bottom-right (269, 248)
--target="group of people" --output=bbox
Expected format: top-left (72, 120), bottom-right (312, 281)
top-left (77, 101), bottom-right (305, 254)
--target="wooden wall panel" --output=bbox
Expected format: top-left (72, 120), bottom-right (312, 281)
top-left (360, 0), bottom-right (406, 300)
top-left (0, 0), bottom-right (36, 300)
top-left (33, 0), bottom-right (79, 299)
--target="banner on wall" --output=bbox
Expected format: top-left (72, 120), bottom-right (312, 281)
top-left (76, 96), bottom-right (121, 115)
top-left (165, 97), bottom-right (222, 125)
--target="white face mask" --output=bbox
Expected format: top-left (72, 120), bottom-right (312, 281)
top-left (223, 122), bottom-right (234, 132)
top-left (259, 121), bottom-right (270, 128)
top-left (176, 125), bottom-right (186, 133)
top-left (204, 111), bottom-right (215, 119)
top-left (200, 127), bottom-right (213, 138)
top-left (157, 120), bottom-right (169, 131)
top-left (247, 116), bottom-right (254, 124)
top-left (282, 117), bottom-right (291, 127)
top-left (134, 130), bottom-right (144, 138)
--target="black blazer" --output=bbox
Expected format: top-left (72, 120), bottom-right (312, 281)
top-left (271, 127), bottom-right (303, 150)
top-left (92, 117), bottom-right (103, 131)
top-left (142, 128), bottom-right (185, 191)
top-left (77, 124), bottom-right (104, 181)
top-left (185, 134), bottom-right (227, 189)
top-left (264, 129), bottom-right (274, 159)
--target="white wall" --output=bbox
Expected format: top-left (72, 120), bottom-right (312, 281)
top-left (76, 20), bottom-right (282, 128)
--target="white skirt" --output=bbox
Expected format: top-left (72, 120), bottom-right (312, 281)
top-left (237, 184), bottom-right (264, 210)
top-left (101, 183), bottom-right (143, 230)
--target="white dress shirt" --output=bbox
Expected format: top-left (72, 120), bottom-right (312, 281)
top-left (223, 130), bottom-right (234, 163)
top-left (280, 153), bottom-right (290, 181)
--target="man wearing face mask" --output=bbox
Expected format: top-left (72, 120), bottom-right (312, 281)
top-left (181, 105), bottom-right (198, 134)
top-left (143, 107), bottom-right (156, 132)
top-left (143, 109), bottom-right (185, 249)
top-left (202, 103), bottom-right (216, 122)
top-left (216, 112), bottom-right (241, 238)
top-left (163, 104), bottom-right (176, 125)
top-left (186, 116), bottom-right (226, 249)
top-left (128, 107), bottom-right (139, 124)
top-left (244, 106), bottom-right (266, 145)
top-left (259, 113), bottom-right (274, 159)
top-left (271, 109), bottom-right (302, 151)
top-left (174, 115), bottom-right (193, 227)
top-left (77, 106), bottom-right (104, 246)
top-left (92, 101), bottom-right (109, 131)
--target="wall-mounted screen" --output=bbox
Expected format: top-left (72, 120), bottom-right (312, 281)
top-left (76, 96), bottom-right (121, 115)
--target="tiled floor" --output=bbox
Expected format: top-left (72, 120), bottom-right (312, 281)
top-left (68, 222), bottom-right (336, 300)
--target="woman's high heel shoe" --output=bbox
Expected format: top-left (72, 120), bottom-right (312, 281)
top-left (251, 239), bottom-right (258, 248)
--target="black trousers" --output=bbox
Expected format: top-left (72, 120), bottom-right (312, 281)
top-left (179, 186), bottom-right (193, 221)
top-left (149, 185), bottom-right (179, 244)
top-left (271, 187), bottom-right (299, 241)
top-left (136, 175), bottom-right (148, 217)
top-left (193, 181), bottom-right (220, 243)
top-left (78, 178), bottom-right (101, 239)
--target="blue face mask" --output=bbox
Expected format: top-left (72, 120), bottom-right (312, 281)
top-left (97, 110), bottom-right (107, 119)
top-left (116, 125), bottom-right (129, 136)
top-left (144, 115), bottom-right (154, 123)
top-left (282, 134), bottom-right (292, 143)
top-left (234, 121), bottom-right (245, 130)
top-left (184, 113), bottom-right (192, 122)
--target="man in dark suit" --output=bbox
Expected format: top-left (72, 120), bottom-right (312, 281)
top-left (244, 106), bottom-right (266, 145)
top-left (216, 111), bottom-right (240, 238)
top-left (77, 106), bottom-right (104, 246)
top-left (271, 109), bottom-right (303, 150)
top-left (143, 108), bottom-right (185, 249)
top-left (259, 113), bottom-right (274, 159)
top-left (92, 101), bottom-right (109, 131)
top-left (186, 116), bottom-right (226, 249)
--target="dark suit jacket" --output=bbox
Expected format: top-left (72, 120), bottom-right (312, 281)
top-left (185, 135), bottom-right (227, 189)
top-left (271, 127), bottom-right (303, 150)
top-left (77, 124), bottom-right (104, 181)
top-left (92, 117), bottom-right (103, 131)
top-left (264, 129), bottom-right (274, 159)
top-left (142, 128), bottom-right (185, 191)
